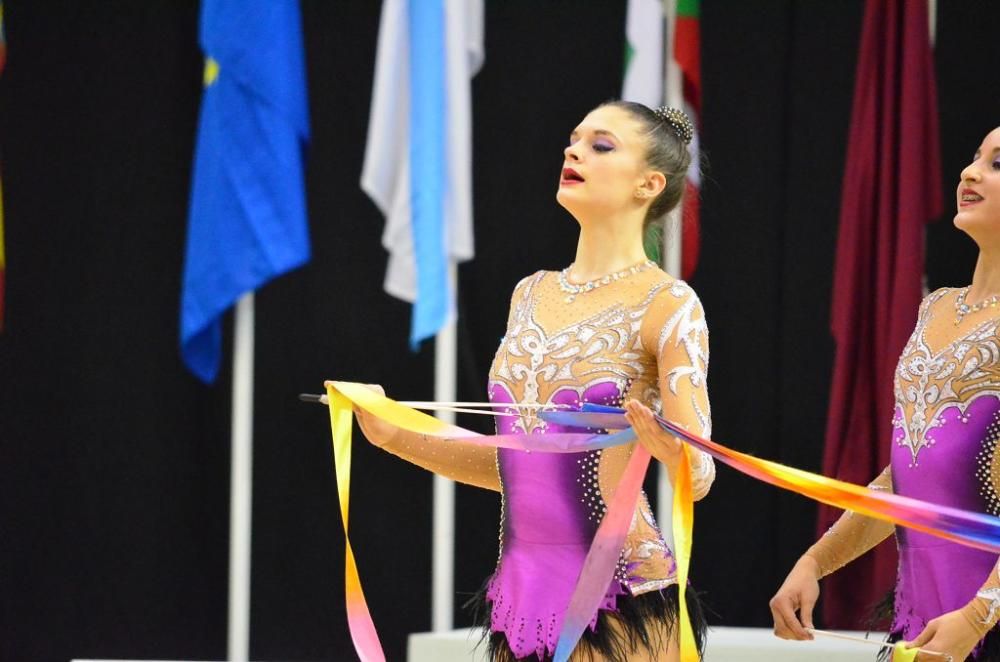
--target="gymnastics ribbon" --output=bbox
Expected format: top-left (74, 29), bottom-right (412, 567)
top-left (551, 441), bottom-right (652, 662)
top-left (326, 384), bottom-right (385, 662)
top-left (327, 381), bottom-right (993, 662)
top-left (327, 385), bottom-right (385, 662)
top-left (541, 406), bottom-right (1000, 554)
top-left (324, 381), bottom-right (637, 662)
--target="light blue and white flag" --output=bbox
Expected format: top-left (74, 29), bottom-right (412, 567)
top-left (361, 0), bottom-right (483, 348)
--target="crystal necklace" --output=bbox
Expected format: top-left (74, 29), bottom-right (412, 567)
top-left (954, 286), bottom-right (1000, 326)
top-left (558, 259), bottom-right (657, 303)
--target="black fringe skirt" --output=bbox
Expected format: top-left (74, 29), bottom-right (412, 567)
top-left (465, 581), bottom-right (708, 662)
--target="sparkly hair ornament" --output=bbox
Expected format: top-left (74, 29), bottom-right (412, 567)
top-left (652, 106), bottom-right (694, 145)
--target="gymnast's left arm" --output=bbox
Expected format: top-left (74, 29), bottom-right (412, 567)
top-left (907, 440), bottom-right (1000, 656)
top-left (626, 283), bottom-right (715, 501)
top-left (958, 560), bottom-right (1000, 638)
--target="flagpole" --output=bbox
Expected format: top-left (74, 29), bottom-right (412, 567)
top-left (432, 264), bottom-right (457, 632)
top-left (658, 0), bottom-right (685, 530)
top-left (228, 293), bottom-right (254, 661)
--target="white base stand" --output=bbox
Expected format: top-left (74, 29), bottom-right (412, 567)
top-left (406, 626), bottom-right (888, 662)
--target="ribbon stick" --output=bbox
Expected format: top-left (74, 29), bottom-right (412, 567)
top-left (806, 629), bottom-right (947, 661)
top-left (328, 381), bottom-right (631, 453)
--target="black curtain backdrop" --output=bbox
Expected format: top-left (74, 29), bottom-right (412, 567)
top-left (1, 2), bottom-right (998, 661)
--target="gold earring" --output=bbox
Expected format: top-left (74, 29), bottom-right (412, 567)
top-left (634, 190), bottom-right (646, 199)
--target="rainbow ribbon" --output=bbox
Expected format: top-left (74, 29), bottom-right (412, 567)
top-left (548, 405), bottom-right (698, 662)
top-left (327, 386), bottom-right (384, 662)
top-left (325, 382), bottom-right (1000, 662)
top-left (324, 381), bottom-right (636, 662)
top-left (542, 407), bottom-right (1000, 554)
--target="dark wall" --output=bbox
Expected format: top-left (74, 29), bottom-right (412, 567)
top-left (694, 0), bottom-right (862, 620)
top-left (0, 3), bottom-right (231, 661)
top-left (1, 1), bottom-right (997, 661)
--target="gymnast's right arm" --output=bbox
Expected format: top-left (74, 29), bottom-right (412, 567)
top-left (352, 279), bottom-right (533, 491)
top-left (769, 465), bottom-right (895, 640)
top-left (353, 386), bottom-right (501, 492)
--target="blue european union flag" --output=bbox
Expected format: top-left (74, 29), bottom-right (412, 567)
top-left (181, 0), bottom-right (311, 383)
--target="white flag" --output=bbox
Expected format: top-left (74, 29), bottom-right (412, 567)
top-left (360, 0), bottom-right (484, 306)
top-left (622, 0), bottom-right (664, 108)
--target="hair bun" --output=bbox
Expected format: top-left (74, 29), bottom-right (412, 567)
top-left (652, 106), bottom-right (694, 145)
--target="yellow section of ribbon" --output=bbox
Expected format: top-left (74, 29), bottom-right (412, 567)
top-left (328, 380), bottom-right (469, 436)
top-left (672, 444), bottom-right (699, 661)
top-left (327, 385), bottom-right (385, 662)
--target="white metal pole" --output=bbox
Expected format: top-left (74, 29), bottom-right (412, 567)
top-left (662, 0), bottom-right (683, 303)
top-left (432, 263), bottom-right (458, 632)
top-left (228, 293), bottom-right (254, 661)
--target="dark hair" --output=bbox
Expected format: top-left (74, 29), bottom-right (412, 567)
top-left (599, 100), bottom-right (695, 254)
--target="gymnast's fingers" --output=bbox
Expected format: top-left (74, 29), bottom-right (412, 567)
top-left (770, 592), bottom-right (810, 641)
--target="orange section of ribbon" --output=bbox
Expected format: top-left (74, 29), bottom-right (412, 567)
top-left (673, 444), bottom-right (698, 661)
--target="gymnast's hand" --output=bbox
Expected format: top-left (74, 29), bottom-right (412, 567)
top-left (352, 384), bottom-right (401, 448)
top-left (623, 400), bottom-right (683, 472)
top-left (904, 608), bottom-right (979, 662)
top-left (769, 555), bottom-right (821, 641)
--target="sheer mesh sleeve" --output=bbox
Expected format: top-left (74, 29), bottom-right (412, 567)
top-left (961, 560), bottom-right (1000, 637)
top-left (804, 465), bottom-right (895, 577)
top-left (371, 277), bottom-right (539, 493)
top-left (640, 282), bottom-right (715, 501)
top-left (379, 430), bottom-right (500, 491)
top-left (960, 435), bottom-right (1000, 636)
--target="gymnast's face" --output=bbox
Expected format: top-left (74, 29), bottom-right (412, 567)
top-left (955, 127), bottom-right (1000, 241)
top-left (556, 105), bottom-right (655, 220)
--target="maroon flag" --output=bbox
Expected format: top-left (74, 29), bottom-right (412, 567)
top-left (817, 0), bottom-right (942, 629)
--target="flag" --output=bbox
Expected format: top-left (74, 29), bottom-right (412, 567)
top-left (0, 1), bottom-right (7, 331)
top-left (361, 0), bottom-right (483, 348)
top-left (622, 0), bottom-right (667, 262)
top-left (817, 0), bottom-right (941, 629)
top-left (622, 0), bottom-right (664, 109)
top-left (672, 0), bottom-right (701, 281)
top-left (180, 0), bottom-right (311, 383)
